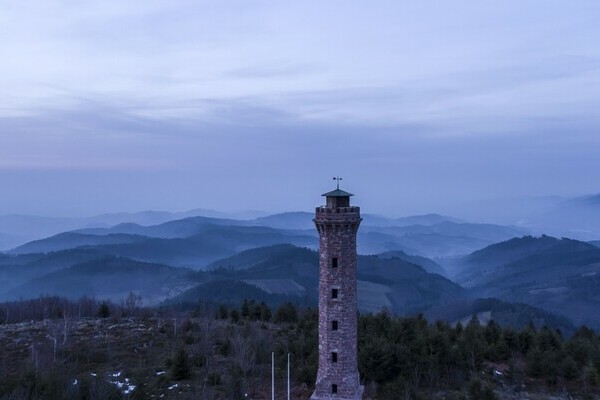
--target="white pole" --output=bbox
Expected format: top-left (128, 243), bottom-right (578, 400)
top-left (272, 351), bottom-right (275, 400)
top-left (287, 353), bottom-right (290, 400)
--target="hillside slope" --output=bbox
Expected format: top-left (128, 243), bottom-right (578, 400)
top-left (177, 245), bottom-right (466, 314)
top-left (452, 236), bottom-right (600, 329)
top-left (2, 256), bottom-right (199, 303)
top-left (11, 223), bottom-right (318, 269)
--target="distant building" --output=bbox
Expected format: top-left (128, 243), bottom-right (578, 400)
top-left (311, 185), bottom-right (363, 399)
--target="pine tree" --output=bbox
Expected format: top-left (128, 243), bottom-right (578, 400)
top-left (171, 347), bottom-right (192, 380)
top-left (274, 302), bottom-right (298, 323)
top-left (259, 302), bottom-right (271, 322)
top-left (217, 304), bottom-right (228, 319)
top-left (98, 302), bottom-right (110, 318)
top-left (241, 299), bottom-right (250, 319)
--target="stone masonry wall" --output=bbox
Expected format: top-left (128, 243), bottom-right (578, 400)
top-left (312, 205), bottom-right (363, 400)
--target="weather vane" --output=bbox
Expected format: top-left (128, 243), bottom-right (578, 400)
top-left (333, 176), bottom-right (343, 189)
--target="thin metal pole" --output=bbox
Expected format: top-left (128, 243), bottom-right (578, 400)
top-left (287, 353), bottom-right (290, 400)
top-left (272, 351), bottom-right (275, 400)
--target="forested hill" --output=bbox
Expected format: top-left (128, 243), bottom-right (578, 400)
top-left (451, 235), bottom-right (600, 329)
top-left (171, 244), bottom-right (467, 314)
top-left (0, 297), bottom-right (599, 399)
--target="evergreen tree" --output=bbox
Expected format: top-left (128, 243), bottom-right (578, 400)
top-left (171, 347), bottom-right (192, 380)
top-left (274, 302), bottom-right (298, 323)
top-left (230, 309), bottom-right (240, 323)
top-left (259, 302), bottom-right (271, 322)
top-left (217, 304), bottom-right (228, 319)
top-left (585, 363), bottom-right (599, 386)
top-left (98, 302), bottom-right (111, 318)
top-left (241, 299), bottom-right (250, 319)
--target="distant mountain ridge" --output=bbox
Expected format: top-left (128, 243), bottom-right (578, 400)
top-left (0, 209), bottom-right (268, 250)
top-left (247, 212), bottom-right (465, 231)
top-left (358, 221), bottom-right (527, 257)
top-left (12, 232), bottom-right (148, 254)
top-left (9, 218), bottom-right (318, 268)
top-left (520, 193), bottom-right (600, 241)
top-left (3, 189), bottom-right (600, 250)
top-left (8, 211), bottom-right (529, 261)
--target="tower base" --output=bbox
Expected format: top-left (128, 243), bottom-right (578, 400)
top-left (310, 385), bottom-right (364, 400)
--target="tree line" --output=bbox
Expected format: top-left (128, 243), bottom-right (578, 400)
top-left (0, 297), bottom-right (599, 399)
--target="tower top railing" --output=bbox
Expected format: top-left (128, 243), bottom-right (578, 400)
top-left (315, 206), bottom-right (360, 214)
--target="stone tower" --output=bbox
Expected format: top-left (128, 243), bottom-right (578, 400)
top-left (311, 186), bottom-right (363, 400)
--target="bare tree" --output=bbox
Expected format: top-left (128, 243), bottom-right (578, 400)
top-left (124, 292), bottom-right (142, 317)
top-left (232, 328), bottom-right (257, 389)
top-left (47, 321), bottom-right (62, 363)
top-left (62, 309), bottom-right (71, 345)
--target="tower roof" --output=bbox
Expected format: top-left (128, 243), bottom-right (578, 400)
top-left (321, 189), bottom-right (354, 197)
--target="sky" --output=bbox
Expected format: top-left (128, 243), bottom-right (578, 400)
top-left (1, 1), bottom-right (599, 219)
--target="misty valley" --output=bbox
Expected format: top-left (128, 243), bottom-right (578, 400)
top-left (1, 195), bottom-right (600, 399)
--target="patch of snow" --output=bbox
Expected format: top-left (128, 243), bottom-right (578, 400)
top-left (156, 371), bottom-right (166, 376)
top-left (124, 385), bottom-right (136, 394)
top-left (73, 379), bottom-right (78, 386)
top-left (108, 373), bottom-right (135, 395)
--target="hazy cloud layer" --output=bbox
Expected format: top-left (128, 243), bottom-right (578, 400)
top-left (0, 1), bottom-right (599, 218)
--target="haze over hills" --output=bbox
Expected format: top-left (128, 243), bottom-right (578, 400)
top-left (0, 248), bottom-right (109, 293)
top-left (9, 216), bottom-right (318, 266)
top-left (358, 221), bottom-right (527, 257)
top-left (249, 212), bottom-right (465, 230)
top-left (3, 189), bottom-right (599, 251)
top-left (2, 256), bottom-right (199, 304)
top-left (0, 209), bottom-right (268, 251)
top-left (12, 232), bottom-right (149, 255)
top-left (247, 211), bottom-right (522, 257)
top-left (512, 193), bottom-right (600, 241)
top-left (2, 201), bottom-right (600, 332)
top-left (173, 244), bottom-right (466, 314)
top-left (0, 242), bottom-right (466, 314)
top-left (8, 213), bottom-right (528, 261)
top-left (377, 250), bottom-right (446, 276)
top-left (450, 235), bottom-right (600, 329)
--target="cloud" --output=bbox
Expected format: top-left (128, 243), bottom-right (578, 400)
top-left (2, 1), bottom-right (599, 121)
top-left (0, 1), bottom-right (599, 216)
